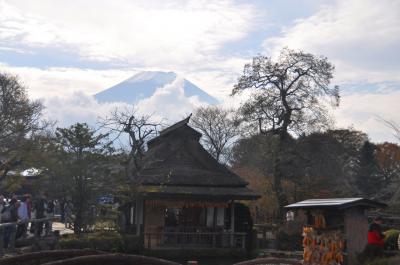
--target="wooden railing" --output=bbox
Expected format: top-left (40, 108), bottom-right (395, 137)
top-left (0, 217), bottom-right (57, 256)
top-left (0, 249), bottom-right (104, 265)
top-left (40, 253), bottom-right (182, 265)
top-left (232, 257), bottom-right (302, 265)
top-left (144, 232), bottom-right (247, 249)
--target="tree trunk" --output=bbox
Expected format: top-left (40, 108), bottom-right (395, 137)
top-left (272, 137), bottom-right (289, 223)
top-left (74, 176), bottom-right (85, 234)
top-left (74, 205), bottom-right (83, 234)
top-left (273, 155), bottom-right (288, 223)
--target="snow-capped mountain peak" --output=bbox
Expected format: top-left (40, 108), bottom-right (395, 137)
top-left (94, 71), bottom-right (217, 104)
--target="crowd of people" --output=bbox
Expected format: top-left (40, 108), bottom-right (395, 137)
top-left (0, 193), bottom-right (58, 249)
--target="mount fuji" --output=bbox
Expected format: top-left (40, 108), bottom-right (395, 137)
top-left (94, 71), bottom-right (218, 104)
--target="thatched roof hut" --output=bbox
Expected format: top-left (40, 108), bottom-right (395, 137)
top-left (138, 115), bottom-right (259, 201)
top-left (127, 116), bottom-right (259, 249)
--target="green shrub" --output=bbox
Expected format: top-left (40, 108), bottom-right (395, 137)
top-left (59, 235), bottom-right (90, 249)
top-left (384, 229), bottom-right (399, 250)
top-left (276, 230), bottom-right (302, 251)
top-left (365, 256), bottom-right (400, 265)
top-left (121, 234), bottom-right (144, 253)
top-left (59, 232), bottom-right (143, 253)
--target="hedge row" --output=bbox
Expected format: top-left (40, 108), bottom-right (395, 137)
top-left (58, 232), bottom-right (143, 253)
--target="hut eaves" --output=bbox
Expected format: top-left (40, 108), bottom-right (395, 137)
top-left (285, 198), bottom-right (387, 210)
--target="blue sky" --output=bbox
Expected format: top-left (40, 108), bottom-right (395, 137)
top-left (0, 0), bottom-right (399, 143)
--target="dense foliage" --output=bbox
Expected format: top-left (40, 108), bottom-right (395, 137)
top-left (0, 72), bottom-right (44, 191)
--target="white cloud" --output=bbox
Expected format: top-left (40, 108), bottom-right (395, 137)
top-left (263, 0), bottom-right (400, 84)
top-left (42, 75), bottom-right (209, 129)
top-left (136, 76), bottom-right (207, 122)
top-left (0, 63), bottom-right (132, 99)
top-left (2, 0), bottom-right (399, 145)
top-left (259, 0), bottom-right (400, 143)
top-left (43, 91), bottom-right (131, 127)
top-left (1, 0), bottom-right (256, 68)
top-left (334, 87), bottom-right (400, 143)
top-left (0, 60), bottom-right (244, 103)
top-left (0, 0), bottom-right (257, 102)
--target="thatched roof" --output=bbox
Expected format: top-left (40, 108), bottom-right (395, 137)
top-left (138, 116), bottom-right (259, 200)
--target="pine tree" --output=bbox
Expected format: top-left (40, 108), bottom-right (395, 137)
top-left (355, 141), bottom-right (382, 198)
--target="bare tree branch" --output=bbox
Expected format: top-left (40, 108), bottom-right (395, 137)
top-left (379, 117), bottom-right (400, 142)
top-left (98, 106), bottom-right (161, 190)
top-left (191, 106), bottom-right (241, 163)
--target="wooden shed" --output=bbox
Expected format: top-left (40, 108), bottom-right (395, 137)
top-left (124, 116), bottom-right (260, 249)
top-left (285, 198), bottom-right (387, 265)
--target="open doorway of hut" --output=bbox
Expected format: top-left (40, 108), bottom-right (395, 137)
top-left (164, 207), bottom-right (226, 232)
top-left (163, 203), bottom-right (253, 232)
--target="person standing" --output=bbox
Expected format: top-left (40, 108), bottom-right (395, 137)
top-left (0, 195), bottom-right (6, 245)
top-left (368, 216), bottom-right (385, 247)
top-left (26, 194), bottom-right (32, 219)
top-left (0, 195), bottom-right (5, 223)
top-left (60, 199), bottom-right (66, 224)
top-left (17, 197), bottom-right (29, 238)
top-left (45, 198), bottom-right (54, 235)
top-left (25, 195), bottom-right (32, 233)
top-left (362, 216), bottom-right (385, 259)
top-left (34, 194), bottom-right (46, 236)
top-left (64, 201), bottom-right (73, 229)
top-left (2, 197), bottom-right (18, 248)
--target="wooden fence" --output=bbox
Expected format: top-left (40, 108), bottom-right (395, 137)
top-left (0, 249), bottom-right (103, 265)
top-left (144, 232), bottom-right (247, 249)
top-left (0, 217), bottom-right (56, 257)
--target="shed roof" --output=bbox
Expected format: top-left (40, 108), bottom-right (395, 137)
top-left (285, 198), bottom-right (387, 210)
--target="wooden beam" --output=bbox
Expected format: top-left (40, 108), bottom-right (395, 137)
top-left (136, 199), bottom-right (144, 235)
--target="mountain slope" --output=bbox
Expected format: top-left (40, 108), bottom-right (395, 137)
top-left (94, 71), bottom-right (218, 104)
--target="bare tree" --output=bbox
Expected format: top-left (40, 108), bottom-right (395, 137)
top-left (0, 72), bottom-right (44, 181)
top-left (232, 48), bottom-right (339, 220)
top-left (191, 106), bottom-right (241, 163)
top-left (98, 107), bottom-right (160, 191)
top-left (233, 48), bottom-right (339, 138)
top-left (381, 119), bottom-right (400, 142)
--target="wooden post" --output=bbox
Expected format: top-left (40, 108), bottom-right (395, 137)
top-left (136, 199), bottom-right (143, 235)
top-left (230, 200), bottom-right (235, 246)
top-left (213, 207), bottom-right (217, 229)
top-left (130, 205), bottom-right (134, 225)
top-left (142, 199), bottom-right (146, 237)
top-left (212, 233), bottom-right (216, 247)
